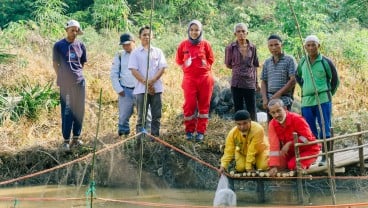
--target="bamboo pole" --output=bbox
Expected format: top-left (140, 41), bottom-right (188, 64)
top-left (293, 133), bottom-right (304, 204)
top-left (356, 123), bottom-right (365, 175)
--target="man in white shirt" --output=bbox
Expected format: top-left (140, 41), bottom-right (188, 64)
top-left (128, 26), bottom-right (167, 137)
top-left (110, 33), bottom-right (137, 136)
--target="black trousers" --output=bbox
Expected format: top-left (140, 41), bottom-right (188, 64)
top-left (231, 87), bottom-right (257, 121)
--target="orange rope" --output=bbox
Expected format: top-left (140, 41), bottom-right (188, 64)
top-left (0, 134), bottom-right (140, 186)
top-left (0, 196), bottom-right (367, 208)
top-left (146, 133), bottom-right (220, 172)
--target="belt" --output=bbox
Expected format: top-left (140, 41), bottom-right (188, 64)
top-left (121, 85), bottom-right (134, 90)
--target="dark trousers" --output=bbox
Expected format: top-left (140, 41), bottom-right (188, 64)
top-left (60, 80), bottom-right (85, 141)
top-left (231, 87), bottom-right (256, 121)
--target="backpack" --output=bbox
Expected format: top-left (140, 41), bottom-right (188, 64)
top-left (296, 56), bottom-right (339, 100)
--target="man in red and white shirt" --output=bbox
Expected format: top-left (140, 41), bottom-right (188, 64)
top-left (267, 99), bottom-right (320, 176)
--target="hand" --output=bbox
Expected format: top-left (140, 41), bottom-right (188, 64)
top-left (280, 141), bottom-right (292, 157)
top-left (268, 167), bottom-right (278, 177)
top-left (218, 166), bottom-right (225, 175)
top-left (118, 91), bottom-right (125, 97)
top-left (148, 86), bottom-right (155, 95)
top-left (246, 169), bottom-right (255, 173)
top-left (262, 98), bottom-right (268, 110)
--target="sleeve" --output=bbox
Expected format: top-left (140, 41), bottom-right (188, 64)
top-left (252, 46), bottom-right (260, 67)
top-left (175, 42), bottom-right (184, 66)
top-left (296, 57), bottom-right (304, 86)
top-left (325, 58), bottom-right (339, 96)
top-left (205, 41), bottom-right (214, 66)
top-left (220, 130), bottom-right (236, 169)
top-left (268, 122), bottom-right (281, 167)
top-left (128, 50), bottom-right (138, 70)
top-left (288, 56), bottom-right (297, 76)
top-left (260, 61), bottom-right (267, 81)
top-left (245, 127), bottom-right (265, 170)
top-left (224, 45), bottom-right (232, 69)
top-left (295, 115), bottom-right (316, 142)
top-left (110, 53), bottom-right (123, 94)
top-left (158, 48), bottom-right (168, 69)
top-left (52, 43), bottom-right (60, 64)
top-left (80, 43), bottom-right (87, 65)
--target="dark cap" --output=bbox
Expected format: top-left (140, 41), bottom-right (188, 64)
top-left (119, 33), bottom-right (134, 45)
top-left (234, 110), bottom-right (251, 121)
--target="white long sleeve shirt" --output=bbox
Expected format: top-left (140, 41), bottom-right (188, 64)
top-left (110, 50), bottom-right (136, 93)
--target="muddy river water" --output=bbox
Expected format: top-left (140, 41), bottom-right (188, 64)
top-left (0, 185), bottom-right (367, 207)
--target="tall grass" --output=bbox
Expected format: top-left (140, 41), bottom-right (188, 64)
top-left (0, 21), bottom-right (367, 151)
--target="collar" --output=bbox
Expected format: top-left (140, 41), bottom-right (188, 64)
top-left (272, 53), bottom-right (285, 63)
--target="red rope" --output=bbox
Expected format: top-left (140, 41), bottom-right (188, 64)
top-left (146, 133), bottom-right (220, 172)
top-left (0, 134), bottom-right (140, 186)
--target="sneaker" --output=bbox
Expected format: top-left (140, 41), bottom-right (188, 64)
top-left (186, 132), bottom-right (194, 141)
top-left (62, 142), bottom-right (70, 151)
top-left (195, 133), bottom-right (204, 143)
top-left (118, 130), bottom-right (130, 136)
top-left (70, 139), bottom-right (83, 148)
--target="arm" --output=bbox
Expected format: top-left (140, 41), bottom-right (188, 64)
top-left (326, 58), bottom-right (340, 95)
top-left (205, 41), bottom-right (214, 66)
top-left (271, 75), bottom-right (296, 99)
top-left (110, 53), bottom-right (124, 95)
top-left (224, 45), bottom-right (232, 69)
top-left (52, 44), bottom-right (59, 75)
top-left (220, 130), bottom-right (236, 172)
top-left (261, 80), bottom-right (268, 109)
top-left (175, 41), bottom-right (184, 67)
top-left (245, 127), bottom-right (265, 171)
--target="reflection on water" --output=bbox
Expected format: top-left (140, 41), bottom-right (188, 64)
top-left (0, 185), bottom-right (367, 207)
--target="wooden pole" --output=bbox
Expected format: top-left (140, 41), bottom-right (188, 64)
top-left (356, 123), bottom-right (365, 175)
top-left (293, 133), bottom-right (304, 204)
top-left (329, 127), bottom-right (335, 176)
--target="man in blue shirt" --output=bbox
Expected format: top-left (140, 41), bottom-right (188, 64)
top-left (53, 20), bottom-right (87, 151)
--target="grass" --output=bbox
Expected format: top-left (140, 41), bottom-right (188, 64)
top-left (0, 28), bottom-right (367, 154)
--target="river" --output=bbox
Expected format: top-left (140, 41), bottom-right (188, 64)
top-left (0, 184), bottom-right (367, 207)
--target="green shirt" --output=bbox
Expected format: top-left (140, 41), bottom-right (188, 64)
top-left (297, 54), bottom-right (339, 107)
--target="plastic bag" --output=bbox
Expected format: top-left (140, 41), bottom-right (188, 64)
top-left (213, 174), bottom-right (236, 207)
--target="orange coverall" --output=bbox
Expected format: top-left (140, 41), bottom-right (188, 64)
top-left (268, 111), bottom-right (320, 170)
top-left (175, 39), bottom-right (214, 134)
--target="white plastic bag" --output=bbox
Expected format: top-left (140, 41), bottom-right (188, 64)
top-left (213, 174), bottom-right (236, 207)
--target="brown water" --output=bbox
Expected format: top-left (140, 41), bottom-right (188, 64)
top-left (0, 185), bottom-right (367, 207)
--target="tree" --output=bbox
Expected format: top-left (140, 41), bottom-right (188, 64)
top-left (92, 0), bottom-right (131, 31)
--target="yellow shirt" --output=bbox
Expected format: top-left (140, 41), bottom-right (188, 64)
top-left (221, 121), bottom-right (269, 170)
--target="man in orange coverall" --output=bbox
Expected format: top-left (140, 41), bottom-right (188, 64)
top-left (267, 99), bottom-right (320, 176)
top-left (219, 110), bottom-right (269, 174)
top-left (175, 19), bottom-right (214, 143)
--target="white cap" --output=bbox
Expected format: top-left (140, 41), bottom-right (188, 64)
top-left (65, 20), bottom-right (83, 35)
top-left (305, 35), bottom-right (319, 44)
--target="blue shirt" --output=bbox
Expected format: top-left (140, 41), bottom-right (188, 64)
top-left (53, 38), bottom-right (87, 87)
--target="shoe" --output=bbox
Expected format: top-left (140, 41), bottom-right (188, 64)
top-left (118, 130), bottom-right (130, 136)
top-left (70, 139), bottom-right (83, 148)
top-left (62, 142), bottom-right (70, 151)
top-left (195, 133), bottom-right (204, 143)
top-left (186, 132), bottom-right (194, 141)
top-left (318, 156), bottom-right (327, 166)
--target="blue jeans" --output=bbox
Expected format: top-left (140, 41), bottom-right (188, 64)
top-left (60, 80), bottom-right (85, 141)
top-left (301, 102), bottom-right (332, 139)
top-left (118, 87), bottom-right (151, 134)
top-left (136, 93), bottom-right (161, 136)
top-left (118, 87), bottom-right (135, 134)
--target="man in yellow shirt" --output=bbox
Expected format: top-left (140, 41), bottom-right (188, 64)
top-left (219, 110), bottom-right (269, 173)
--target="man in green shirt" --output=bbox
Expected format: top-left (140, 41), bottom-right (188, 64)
top-left (296, 35), bottom-right (339, 165)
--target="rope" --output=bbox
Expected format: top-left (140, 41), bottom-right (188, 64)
top-left (0, 195), bottom-right (368, 207)
top-left (146, 133), bottom-right (220, 172)
top-left (286, 0), bottom-right (336, 204)
top-left (0, 135), bottom-right (137, 186)
top-left (137, 0), bottom-right (155, 196)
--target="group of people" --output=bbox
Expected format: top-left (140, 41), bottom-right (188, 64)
top-left (52, 18), bottom-right (339, 175)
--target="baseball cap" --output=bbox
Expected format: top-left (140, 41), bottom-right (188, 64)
top-left (119, 33), bottom-right (134, 45)
top-left (65, 20), bottom-right (83, 35)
